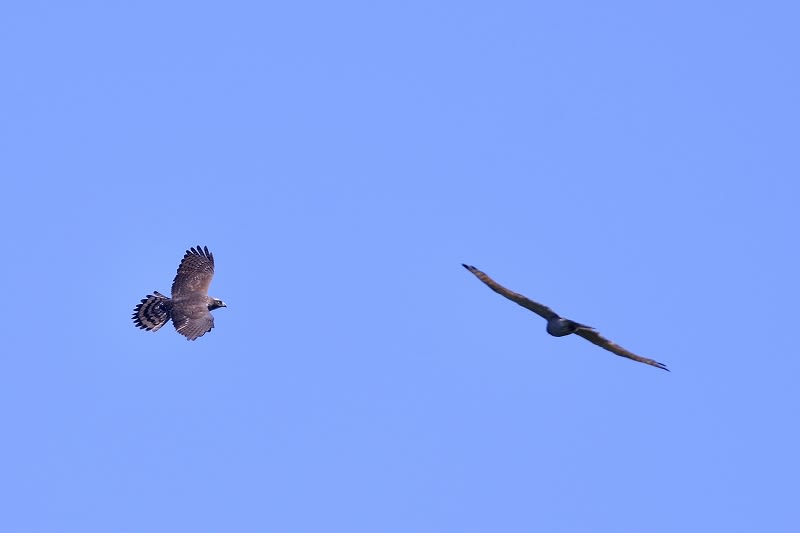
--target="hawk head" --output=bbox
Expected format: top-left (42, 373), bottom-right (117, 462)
top-left (208, 298), bottom-right (227, 311)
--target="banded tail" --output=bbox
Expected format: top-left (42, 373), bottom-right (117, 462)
top-left (132, 291), bottom-right (172, 332)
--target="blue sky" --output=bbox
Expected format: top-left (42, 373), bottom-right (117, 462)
top-left (2, 1), bottom-right (799, 531)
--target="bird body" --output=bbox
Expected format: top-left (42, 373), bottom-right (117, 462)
top-left (132, 246), bottom-right (226, 340)
top-left (545, 317), bottom-right (584, 337)
top-left (462, 264), bottom-right (668, 371)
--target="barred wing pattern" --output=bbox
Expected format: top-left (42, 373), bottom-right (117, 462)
top-left (132, 246), bottom-right (225, 341)
top-left (171, 246), bottom-right (215, 298)
top-left (171, 305), bottom-right (216, 341)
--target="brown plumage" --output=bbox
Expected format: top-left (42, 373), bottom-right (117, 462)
top-left (132, 246), bottom-right (226, 340)
top-left (462, 264), bottom-right (668, 371)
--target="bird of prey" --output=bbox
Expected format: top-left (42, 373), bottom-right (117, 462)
top-left (132, 246), bottom-right (226, 340)
top-left (462, 264), bottom-right (668, 371)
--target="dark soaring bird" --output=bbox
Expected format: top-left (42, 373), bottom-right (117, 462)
top-left (132, 246), bottom-right (227, 340)
top-left (462, 264), bottom-right (668, 371)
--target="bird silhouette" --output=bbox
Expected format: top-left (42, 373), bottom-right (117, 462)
top-left (462, 264), bottom-right (668, 371)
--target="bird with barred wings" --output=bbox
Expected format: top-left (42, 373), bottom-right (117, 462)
top-left (132, 246), bottom-right (226, 340)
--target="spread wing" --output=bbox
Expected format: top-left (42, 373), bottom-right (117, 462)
top-left (171, 246), bottom-right (215, 298)
top-left (574, 327), bottom-right (669, 371)
top-left (462, 264), bottom-right (559, 320)
top-left (171, 307), bottom-right (215, 341)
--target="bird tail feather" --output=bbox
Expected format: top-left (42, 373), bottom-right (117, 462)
top-left (132, 291), bottom-right (172, 332)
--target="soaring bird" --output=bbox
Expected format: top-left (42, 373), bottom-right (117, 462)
top-left (132, 246), bottom-right (227, 340)
top-left (462, 264), bottom-right (668, 371)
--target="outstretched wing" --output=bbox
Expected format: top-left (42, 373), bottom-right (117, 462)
top-left (462, 264), bottom-right (559, 321)
top-left (574, 327), bottom-right (669, 371)
top-left (171, 307), bottom-right (215, 341)
top-left (172, 246), bottom-right (215, 298)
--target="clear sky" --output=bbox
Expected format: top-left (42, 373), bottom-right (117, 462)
top-left (2, 1), bottom-right (799, 532)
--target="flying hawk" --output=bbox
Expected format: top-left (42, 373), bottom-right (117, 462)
top-left (132, 246), bottom-right (226, 340)
top-left (462, 264), bottom-right (668, 371)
